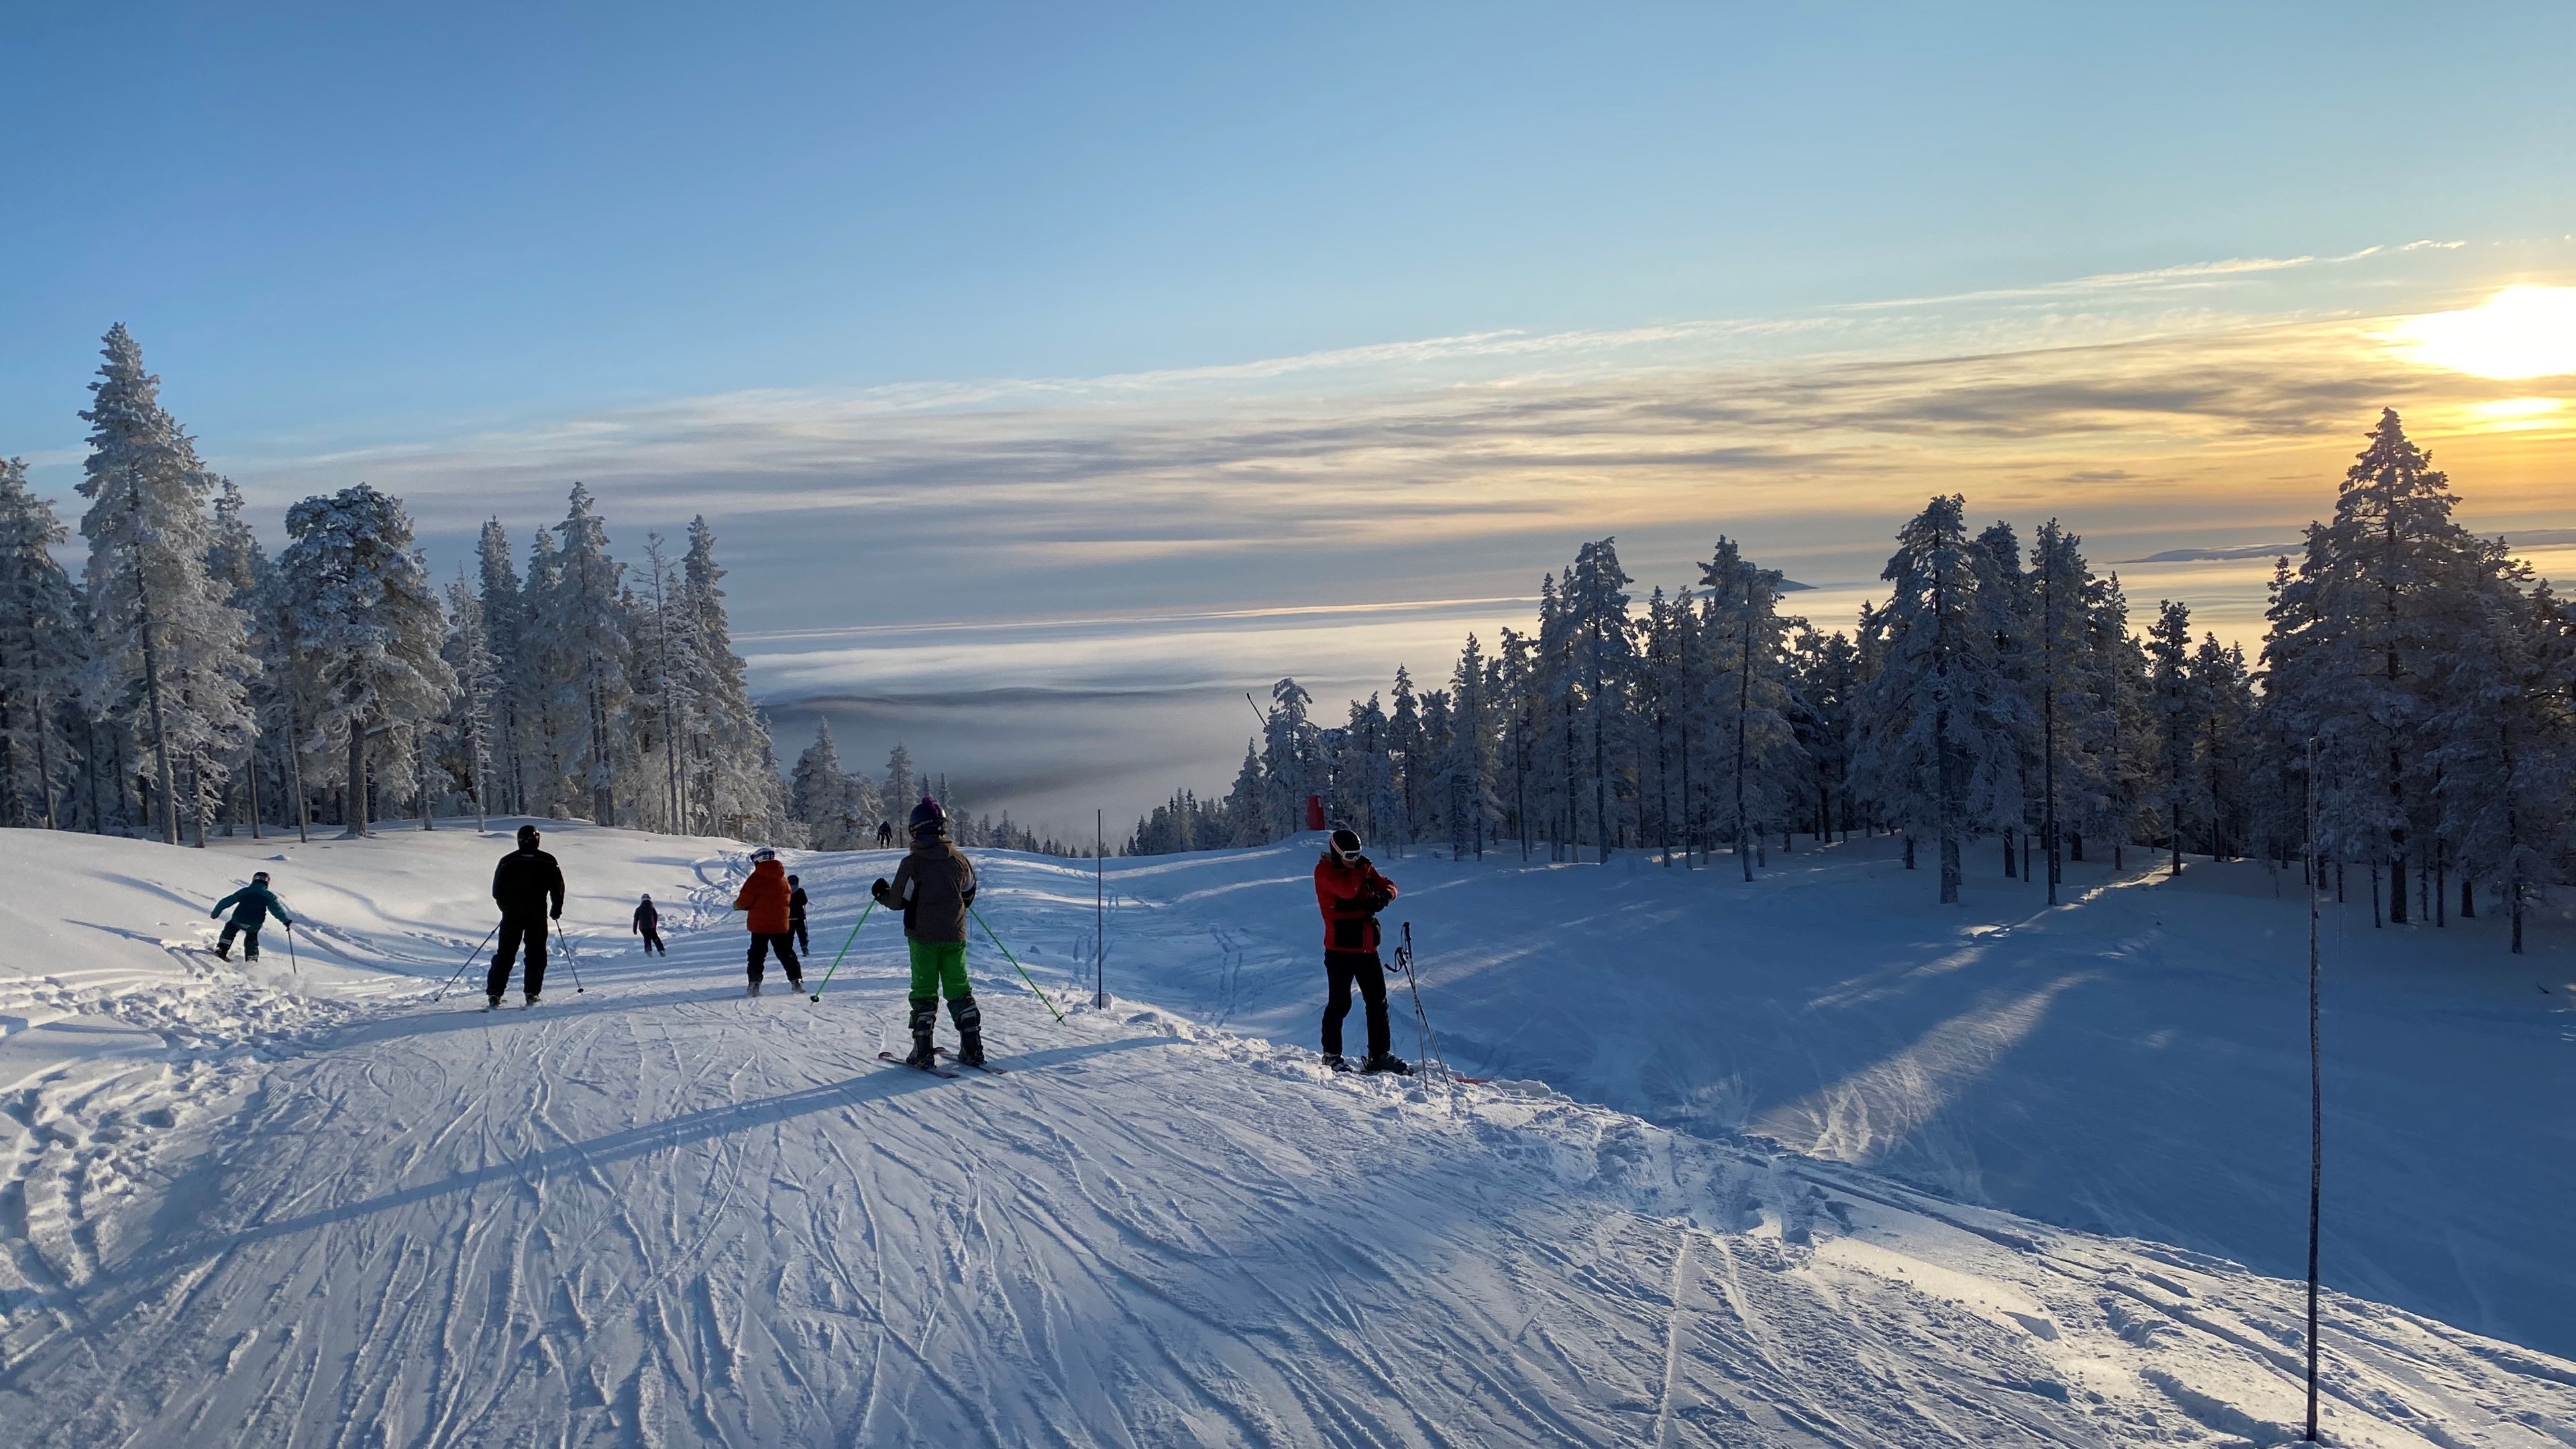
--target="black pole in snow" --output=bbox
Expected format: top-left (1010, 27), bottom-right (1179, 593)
top-left (2304, 735), bottom-right (2322, 1444)
top-left (1095, 808), bottom-right (1107, 1008)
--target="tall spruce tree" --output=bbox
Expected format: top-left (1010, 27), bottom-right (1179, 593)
top-left (76, 325), bottom-right (257, 845)
top-left (0, 459), bottom-right (84, 829)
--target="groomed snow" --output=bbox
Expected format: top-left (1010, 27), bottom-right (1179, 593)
top-left (2, 822), bottom-right (2569, 1447)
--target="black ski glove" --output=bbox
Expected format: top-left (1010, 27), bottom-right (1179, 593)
top-left (871, 877), bottom-right (895, 908)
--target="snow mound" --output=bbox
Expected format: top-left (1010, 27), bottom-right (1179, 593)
top-left (2, 824), bottom-right (2569, 1446)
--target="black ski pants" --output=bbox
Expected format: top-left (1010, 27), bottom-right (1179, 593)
top-left (489, 914), bottom-right (549, 1000)
top-left (638, 926), bottom-right (665, 955)
top-left (747, 933), bottom-right (802, 985)
top-left (1322, 950), bottom-right (1391, 1059)
top-left (218, 921), bottom-right (262, 960)
top-left (791, 917), bottom-right (809, 953)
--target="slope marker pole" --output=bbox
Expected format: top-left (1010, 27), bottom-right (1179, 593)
top-left (2304, 735), bottom-right (2322, 1444)
top-left (810, 900), bottom-right (877, 1001)
top-left (971, 905), bottom-right (1067, 1025)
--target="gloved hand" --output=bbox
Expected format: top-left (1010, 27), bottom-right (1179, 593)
top-left (871, 877), bottom-right (895, 908)
top-left (1358, 888), bottom-right (1393, 914)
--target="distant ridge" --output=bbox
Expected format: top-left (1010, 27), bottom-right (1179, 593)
top-left (2122, 527), bottom-right (2576, 565)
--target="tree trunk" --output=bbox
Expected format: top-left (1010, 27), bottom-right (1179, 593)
top-left (345, 720), bottom-right (368, 838)
top-left (2460, 875), bottom-right (2473, 919)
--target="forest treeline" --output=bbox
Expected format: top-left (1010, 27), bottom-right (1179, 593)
top-left (1128, 410), bottom-right (2573, 953)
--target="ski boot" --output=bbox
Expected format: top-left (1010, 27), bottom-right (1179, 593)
top-left (213, 946), bottom-right (231, 961)
top-left (947, 994), bottom-right (983, 1068)
top-left (747, 979), bottom-right (763, 998)
top-left (1360, 1052), bottom-right (1413, 1076)
top-left (905, 996), bottom-right (941, 1068)
top-left (484, 994), bottom-right (502, 1012)
top-left (523, 993), bottom-right (541, 1008)
top-left (786, 973), bottom-right (805, 996)
top-left (1322, 1053), bottom-right (1353, 1073)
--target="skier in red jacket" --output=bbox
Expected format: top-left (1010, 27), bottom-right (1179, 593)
top-left (1312, 827), bottom-right (1411, 1075)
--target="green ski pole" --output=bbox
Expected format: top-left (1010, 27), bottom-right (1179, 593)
top-left (808, 899), bottom-right (877, 1002)
top-left (970, 904), bottom-right (1067, 1025)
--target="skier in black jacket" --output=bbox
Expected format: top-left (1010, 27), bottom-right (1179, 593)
top-left (787, 874), bottom-right (810, 954)
top-left (488, 824), bottom-right (566, 1008)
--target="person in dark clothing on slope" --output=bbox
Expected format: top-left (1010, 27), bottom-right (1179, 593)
top-left (209, 871), bottom-right (294, 961)
top-left (633, 894), bottom-right (665, 955)
top-left (875, 820), bottom-right (894, 849)
top-left (489, 824), bottom-right (566, 1008)
top-left (733, 848), bottom-right (804, 996)
top-left (787, 874), bottom-right (810, 954)
top-left (872, 798), bottom-right (981, 1067)
top-left (1313, 827), bottom-right (1411, 1075)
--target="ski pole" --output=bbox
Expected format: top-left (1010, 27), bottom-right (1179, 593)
top-left (559, 928), bottom-right (586, 994)
top-left (433, 922), bottom-right (503, 1002)
top-left (284, 922), bottom-right (299, 977)
top-left (809, 898), bottom-right (877, 1002)
top-left (1395, 922), bottom-right (1453, 1083)
top-left (970, 904), bottom-right (1068, 1025)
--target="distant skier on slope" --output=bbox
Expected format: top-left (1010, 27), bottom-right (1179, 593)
top-left (209, 871), bottom-right (294, 962)
top-left (489, 824), bottom-right (565, 1009)
top-left (1313, 827), bottom-right (1411, 1075)
top-left (875, 820), bottom-right (894, 849)
top-left (733, 848), bottom-right (804, 997)
top-left (872, 798), bottom-right (982, 1068)
top-left (787, 873), bottom-right (810, 954)
top-left (633, 894), bottom-right (665, 955)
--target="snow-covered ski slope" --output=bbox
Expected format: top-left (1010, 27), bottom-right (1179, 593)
top-left (0, 824), bottom-right (2567, 1447)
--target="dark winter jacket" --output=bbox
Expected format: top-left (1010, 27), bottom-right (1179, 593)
top-left (492, 847), bottom-right (566, 920)
top-left (733, 859), bottom-right (793, 934)
top-left (877, 839), bottom-right (977, 943)
top-left (1313, 852), bottom-right (1396, 956)
top-left (212, 882), bottom-right (294, 930)
top-left (633, 900), bottom-right (659, 933)
top-left (788, 885), bottom-right (808, 922)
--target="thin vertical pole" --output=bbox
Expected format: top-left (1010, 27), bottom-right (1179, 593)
top-left (2304, 735), bottom-right (2322, 1444)
top-left (1095, 808), bottom-right (1106, 1008)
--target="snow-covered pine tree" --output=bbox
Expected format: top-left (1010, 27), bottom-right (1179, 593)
top-left (677, 518), bottom-right (785, 840)
top-left (75, 325), bottom-right (258, 846)
top-left (2264, 411), bottom-right (2485, 924)
top-left (2423, 543), bottom-right (2569, 952)
top-left (441, 574), bottom-right (500, 828)
top-left (2190, 633), bottom-right (2257, 861)
top-left (275, 484), bottom-right (455, 837)
top-left (1385, 667), bottom-right (1422, 851)
top-left (792, 719), bottom-right (855, 843)
top-left (531, 484), bottom-right (631, 826)
top-left (1562, 539), bottom-right (1635, 862)
top-left (1416, 686), bottom-right (1453, 850)
top-left (1259, 678), bottom-right (1316, 839)
top-left (2146, 599), bottom-right (2200, 877)
top-left (475, 521), bottom-right (529, 816)
top-left (884, 742), bottom-right (916, 827)
top-left (2078, 571), bottom-right (2152, 868)
top-left (1440, 633), bottom-right (1501, 860)
top-left (1699, 536), bottom-right (1803, 880)
top-left (636, 533), bottom-right (693, 832)
top-left (1971, 521), bottom-right (2034, 877)
top-left (1494, 627), bottom-right (1539, 859)
top-left (1856, 495), bottom-right (2014, 903)
top-left (0, 458), bottom-right (85, 829)
top-left (1221, 739), bottom-right (1264, 845)
top-left (2026, 521), bottom-right (2105, 901)
top-left (519, 528), bottom-right (570, 812)
top-left (1788, 623), bottom-right (1861, 846)
top-left (203, 479), bottom-right (271, 835)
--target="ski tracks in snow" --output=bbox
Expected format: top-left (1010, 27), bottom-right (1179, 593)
top-left (4, 839), bottom-right (2573, 1446)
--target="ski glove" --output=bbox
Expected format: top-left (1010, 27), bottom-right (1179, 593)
top-left (871, 877), bottom-right (896, 908)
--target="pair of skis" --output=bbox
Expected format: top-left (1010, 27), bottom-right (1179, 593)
top-left (877, 1047), bottom-right (1008, 1079)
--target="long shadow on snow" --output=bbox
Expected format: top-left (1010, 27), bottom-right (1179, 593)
top-left (97, 1032), bottom-right (1175, 1292)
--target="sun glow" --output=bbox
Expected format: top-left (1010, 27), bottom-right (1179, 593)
top-left (2398, 286), bottom-right (2576, 380)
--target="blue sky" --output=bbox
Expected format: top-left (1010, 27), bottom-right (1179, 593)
top-left (7, 1), bottom-right (2572, 441)
top-left (5, 2), bottom-right (2572, 831)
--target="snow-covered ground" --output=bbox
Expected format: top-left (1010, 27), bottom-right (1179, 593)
top-left (1, 822), bottom-right (2569, 1446)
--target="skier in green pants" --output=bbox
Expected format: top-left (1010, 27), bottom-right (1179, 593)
top-left (872, 797), bottom-right (982, 1067)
